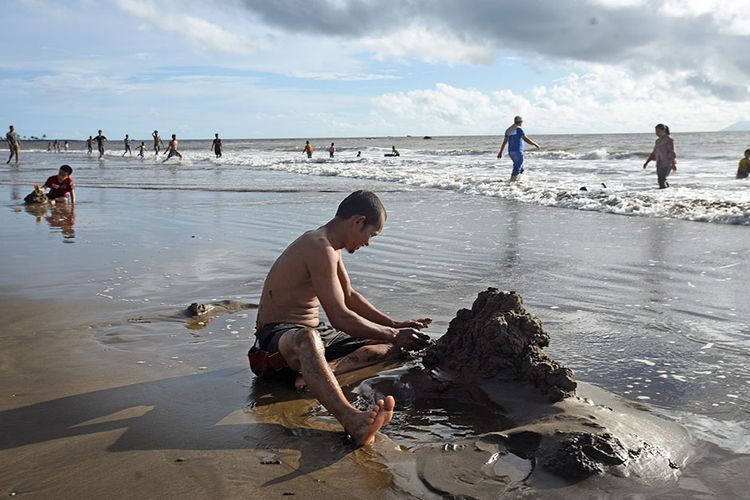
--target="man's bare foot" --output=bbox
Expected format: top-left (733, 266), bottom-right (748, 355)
top-left (344, 395), bottom-right (395, 446)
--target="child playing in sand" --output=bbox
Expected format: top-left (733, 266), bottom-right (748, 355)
top-left (737, 149), bottom-right (750, 179)
top-left (42, 165), bottom-right (75, 204)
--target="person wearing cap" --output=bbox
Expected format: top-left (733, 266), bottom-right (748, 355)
top-left (497, 115), bottom-right (541, 182)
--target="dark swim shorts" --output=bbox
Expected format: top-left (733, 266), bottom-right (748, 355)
top-left (248, 322), bottom-right (371, 380)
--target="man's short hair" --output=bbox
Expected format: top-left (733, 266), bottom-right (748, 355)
top-left (336, 190), bottom-right (386, 226)
top-left (60, 164), bottom-right (73, 174)
top-left (514, 115), bottom-right (523, 124)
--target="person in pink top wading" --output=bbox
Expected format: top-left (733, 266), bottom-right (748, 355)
top-left (643, 123), bottom-right (676, 189)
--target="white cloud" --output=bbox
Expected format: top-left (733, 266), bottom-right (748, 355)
top-left (374, 67), bottom-right (750, 134)
top-left (360, 24), bottom-right (495, 65)
top-left (659, 0), bottom-right (750, 35)
top-left (115, 0), bottom-right (260, 54)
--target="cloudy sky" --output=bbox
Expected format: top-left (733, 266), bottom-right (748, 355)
top-left (2, 0), bottom-right (749, 139)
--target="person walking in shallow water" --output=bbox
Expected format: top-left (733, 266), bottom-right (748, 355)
top-left (6, 125), bottom-right (20, 164)
top-left (497, 115), bottom-right (540, 182)
top-left (86, 136), bottom-right (93, 155)
top-left (152, 130), bottom-right (164, 156)
top-left (93, 130), bottom-right (107, 159)
top-left (122, 134), bottom-right (132, 157)
top-left (211, 133), bottom-right (222, 158)
top-left (162, 134), bottom-right (182, 163)
top-left (643, 124), bottom-right (676, 189)
top-left (303, 140), bottom-right (313, 158)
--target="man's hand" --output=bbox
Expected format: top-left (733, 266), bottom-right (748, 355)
top-left (394, 318), bottom-right (432, 329)
top-left (497, 152), bottom-right (502, 159)
top-left (393, 328), bottom-right (431, 351)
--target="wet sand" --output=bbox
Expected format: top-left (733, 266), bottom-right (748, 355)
top-left (1, 183), bottom-right (748, 498)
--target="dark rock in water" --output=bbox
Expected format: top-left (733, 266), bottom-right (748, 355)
top-left (579, 186), bottom-right (588, 191)
top-left (24, 189), bottom-right (48, 205)
top-left (423, 288), bottom-right (576, 401)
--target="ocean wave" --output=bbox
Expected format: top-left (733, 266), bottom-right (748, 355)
top-left (249, 160), bottom-right (750, 225)
top-left (529, 149), bottom-right (649, 161)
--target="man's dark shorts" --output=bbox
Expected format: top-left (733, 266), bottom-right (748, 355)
top-left (248, 322), bottom-right (371, 381)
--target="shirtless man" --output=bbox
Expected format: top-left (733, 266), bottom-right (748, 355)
top-left (152, 130), bottom-right (164, 156)
top-left (86, 136), bottom-right (93, 155)
top-left (162, 134), bottom-right (182, 162)
top-left (6, 125), bottom-right (20, 164)
top-left (251, 190), bottom-right (431, 445)
top-left (211, 133), bottom-right (222, 158)
top-left (122, 134), bottom-right (132, 157)
top-left (93, 130), bottom-right (107, 159)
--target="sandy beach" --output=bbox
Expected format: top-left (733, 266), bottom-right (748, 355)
top-left (1, 168), bottom-right (748, 498)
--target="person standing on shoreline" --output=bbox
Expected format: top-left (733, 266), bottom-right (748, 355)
top-left (643, 124), bottom-right (676, 189)
top-left (93, 130), bottom-right (107, 159)
top-left (152, 130), bottom-right (164, 156)
top-left (497, 115), bottom-right (541, 182)
top-left (122, 134), bottom-right (132, 157)
top-left (6, 125), bottom-right (20, 164)
top-left (329, 142), bottom-right (336, 158)
top-left (250, 190), bottom-right (431, 445)
top-left (303, 140), bottom-right (313, 158)
top-left (211, 133), bottom-right (222, 158)
top-left (162, 134), bottom-right (182, 163)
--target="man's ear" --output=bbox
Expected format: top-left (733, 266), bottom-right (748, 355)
top-left (353, 215), bottom-right (367, 226)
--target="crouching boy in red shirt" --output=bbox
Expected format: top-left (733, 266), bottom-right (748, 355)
top-left (43, 165), bottom-right (76, 204)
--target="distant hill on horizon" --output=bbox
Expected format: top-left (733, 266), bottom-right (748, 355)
top-left (721, 121), bottom-right (750, 132)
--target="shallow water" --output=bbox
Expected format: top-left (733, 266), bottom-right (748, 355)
top-left (1, 149), bottom-right (748, 495)
top-left (3, 130), bottom-right (750, 224)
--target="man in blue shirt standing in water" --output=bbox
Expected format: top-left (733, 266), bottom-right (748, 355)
top-left (497, 115), bottom-right (541, 182)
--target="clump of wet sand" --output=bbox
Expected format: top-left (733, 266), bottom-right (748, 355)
top-left (365, 288), bottom-right (690, 495)
top-left (423, 288), bottom-right (576, 401)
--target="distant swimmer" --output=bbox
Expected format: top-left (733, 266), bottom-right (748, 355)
top-left (356, 151), bottom-right (361, 157)
top-left (41, 164), bottom-right (76, 205)
top-left (86, 136), bottom-right (93, 155)
top-left (162, 134), bottom-right (182, 163)
top-left (303, 140), bottom-right (313, 158)
top-left (152, 130), bottom-right (164, 156)
top-left (643, 124), bottom-right (676, 189)
top-left (122, 134), bottom-right (132, 157)
top-left (211, 133), bottom-right (222, 158)
top-left (93, 130), bottom-right (107, 159)
top-left (497, 115), bottom-right (540, 182)
top-left (391, 146), bottom-right (400, 157)
top-left (6, 125), bottom-right (20, 164)
top-left (329, 142), bottom-right (336, 158)
top-left (137, 141), bottom-right (146, 159)
top-left (737, 149), bottom-right (750, 179)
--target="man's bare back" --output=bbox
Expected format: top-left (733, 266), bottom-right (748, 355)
top-left (257, 227), bottom-right (331, 329)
